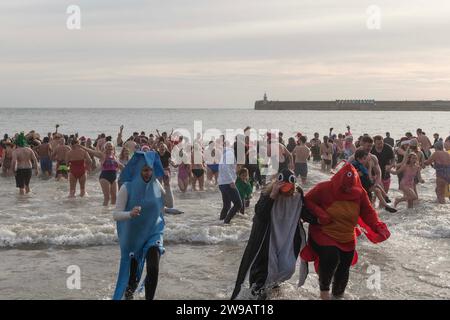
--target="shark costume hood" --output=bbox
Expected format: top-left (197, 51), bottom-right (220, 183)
top-left (113, 151), bottom-right (165, 300)
top-left (231, 172), bottom-right (317, 300)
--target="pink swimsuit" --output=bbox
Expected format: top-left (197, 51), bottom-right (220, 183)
top-left (400, 166), bottom-right (418, 189)
top-left (178, 163), bottom-right (189, 180)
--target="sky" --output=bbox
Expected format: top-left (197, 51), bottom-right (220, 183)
top-left (1, 0), bottom-right (450, 108)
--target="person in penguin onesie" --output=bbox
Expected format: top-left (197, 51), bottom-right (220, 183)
top-left (299, 161), bottom-right (391, 299)
top-left (112, 150), bottom-right (165, 300)
top-left (231, 168), bottom-right (317, 300)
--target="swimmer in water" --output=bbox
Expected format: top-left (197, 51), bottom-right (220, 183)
top-left (66, 138), bottom-right (92, 198)
top-left (292, 136), bottom-right (310, 185)
top-left (53, 136), bottom-right (71, 181)
top-left (424, 141), bottom-right (450, 204)
top-left (11, 133), bottom-right (39, 195)
top-left (391, 152), bottom-right (421, 209)
top-left (82, 142), bottom-right (124, 206)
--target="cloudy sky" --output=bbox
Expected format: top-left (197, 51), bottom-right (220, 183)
top-left (1, 0), bottom-right (450, 108)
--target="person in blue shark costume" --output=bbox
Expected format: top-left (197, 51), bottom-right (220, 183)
top-left (112, 151), bottom-right (165, 300)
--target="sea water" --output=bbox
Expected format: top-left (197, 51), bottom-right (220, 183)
top-left (0, 108), bottom-right (449, 299)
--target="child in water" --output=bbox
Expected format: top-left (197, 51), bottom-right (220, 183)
top-left (351, 149), bottom-right (397, 213)
top-left (236, 168), bottom-right (253, 214)
top-left (391, 152), bottom-right (421, 208)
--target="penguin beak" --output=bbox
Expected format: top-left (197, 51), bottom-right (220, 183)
top-left (280, 182), bottom-right (295, 194)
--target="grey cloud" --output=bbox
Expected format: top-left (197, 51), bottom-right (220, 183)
top-left (1, 0), bottom-right (450, 107)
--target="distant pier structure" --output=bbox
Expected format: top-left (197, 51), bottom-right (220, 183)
top-left (255, 94), bottom-right (450, 111)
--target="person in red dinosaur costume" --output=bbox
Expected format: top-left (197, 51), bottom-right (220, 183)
top-left (300, 161), bottom-right (390, 300)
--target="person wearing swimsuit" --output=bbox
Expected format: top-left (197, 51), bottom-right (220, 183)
top-left (100, 154), bottom-right (119, 183)
top-left (343, 136), bottom-right (356, 160)
top-left (320, 137), bottom-right (333, 172)
top-left (158, 142), bottom-right (175, 208)
top-left (191, 144), bottom-right (205, 191)
top-left (205, 140), bottom-right (220, 187)
top-left (66, 138), bottom-right (92, 198)
top-left (171, 144), bottom-right (191, 193)
top-left (1, 140), bottom-right (14, 177)
top-left (83, 142), bottom-right (124, 206)
top-left (177, 161), bottom-right (190, 193)
top-left (310, 133), bottom-right (322, 162)
top-left (11, 133), bottom-right (39, 195)
top-left (391, 152), bottom-right (420, 208)
top-left (424, 142), bottom-right (450, 203)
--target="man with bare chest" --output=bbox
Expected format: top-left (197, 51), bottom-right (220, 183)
top-left (35, 137), bottom-right (53, 177)
top-left (52, 138), bottom-right (71, 180)
top-left (293, 136), bottom-right (311, 184)
top-left (11, 133), bottom-right (39, 195)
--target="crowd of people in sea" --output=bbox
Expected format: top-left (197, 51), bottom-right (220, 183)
top-left (1, 124), bottom-right (449, 300)
top-left (1, 125), bottom-right (449, 209)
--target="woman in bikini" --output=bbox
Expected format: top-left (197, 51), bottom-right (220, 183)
top-left (83, 142), bottom-right (124, 206)
top-left (66, 138), bottom-right (92, 198)
top-left (191, 143), bottom-right (205, 191)
top-left (391, 152), bottom-right (421, 209)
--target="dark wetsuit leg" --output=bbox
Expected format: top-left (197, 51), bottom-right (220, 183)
top-left (254, 165), bottom-right (262, 185)
top-left (125, 257), bottom-right (139, 300)
top-left (311, 239), bottom-right (354, 294)
top-left (145, 246), bottom-right (160, 300)
top-left (239, 198), bottom-right (245, 214)
top-left (124, 247), bottom-right (161, 300)
top-left (249, 230), bottom-right (270, 295)
top-left (312, 242), bottom-right (340, 291)
top-left (221, 184), bottom-right (242, 224)
top-left (331, 251), bottom-right (354, 296)
top-left (219, 184), bottom-right (232, 220)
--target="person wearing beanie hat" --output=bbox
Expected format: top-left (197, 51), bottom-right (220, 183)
top-left (11, 132), bottom-right (39, 194)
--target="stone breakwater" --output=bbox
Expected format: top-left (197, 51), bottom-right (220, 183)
top-left (255, 100), bottom-right (450, 111)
